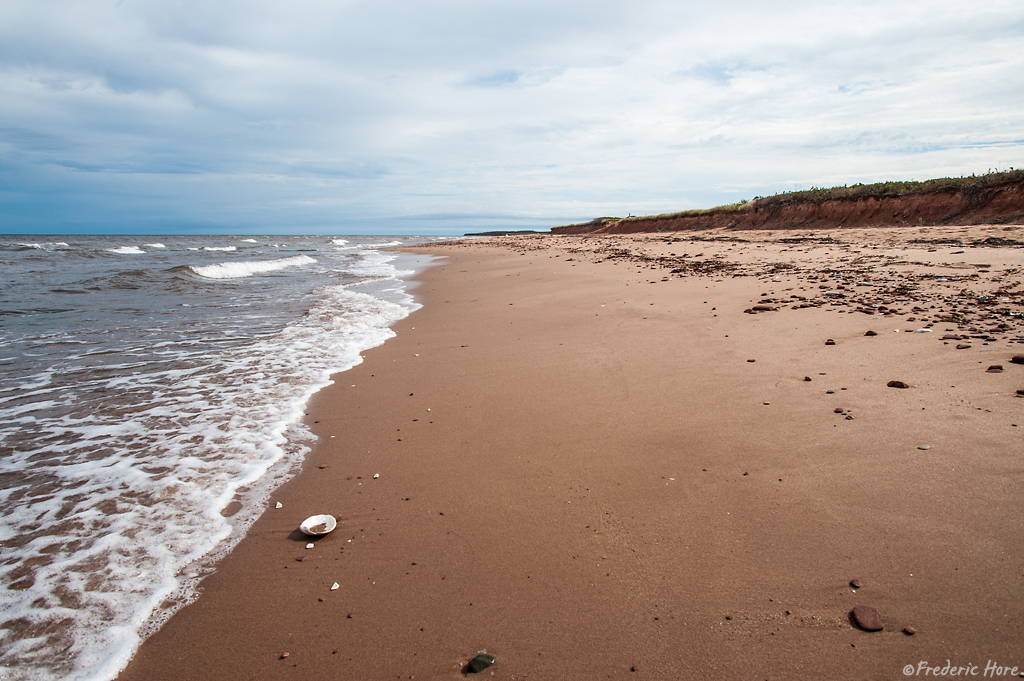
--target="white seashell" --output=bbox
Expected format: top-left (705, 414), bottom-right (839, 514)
top-left (373, 473), bottom-right (380, 479)
top-left (331, 582), bottom-right (339, 591)
top-left (299, 514), bottom-right (337, 536)
top-left (306, 543), bottom-right (315, 549)
top-left (275, 502), bottom-right (283, 508)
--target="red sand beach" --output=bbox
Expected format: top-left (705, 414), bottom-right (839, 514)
top-left (118, 225), bottom-right (1024, 680)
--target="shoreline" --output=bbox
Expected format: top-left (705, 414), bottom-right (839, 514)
top-left (118, 226), bottom-right (1023, 680)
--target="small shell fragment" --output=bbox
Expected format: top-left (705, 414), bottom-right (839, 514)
top-left (373, 473), bottom-right (380, 479)
top-left (305, 543), bottom-right (315, 549)
top-left (331, 582), bottom-right (339, 591)
top-left (275, 502), bottom-right (283, 509)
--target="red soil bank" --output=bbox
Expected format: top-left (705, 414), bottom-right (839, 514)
top-left (553, 176), bottom-right (1024, 234)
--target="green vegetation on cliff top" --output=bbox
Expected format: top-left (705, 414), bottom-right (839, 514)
top-left (568, 169), bottom-right (1023, 228)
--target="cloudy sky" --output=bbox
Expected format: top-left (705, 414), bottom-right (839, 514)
top-left (1, 0), bottom-right (1022, 234)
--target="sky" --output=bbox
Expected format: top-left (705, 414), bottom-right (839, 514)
top-left (1, 0), bottom-right (1022, 235)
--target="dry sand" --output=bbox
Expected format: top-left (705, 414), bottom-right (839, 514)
top-left (118, 225), bottom-right (1024, 680)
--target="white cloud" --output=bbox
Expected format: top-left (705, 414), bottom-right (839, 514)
top-left (0, 0), bottom-right (1022, 233)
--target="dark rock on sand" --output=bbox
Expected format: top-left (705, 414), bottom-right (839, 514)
top-left (752, 304), bottom-right (777, 312)
top-left (804, 376), bottom-right (812, 381)
top-left (864, 330), bottom-right (878, 336)
top-left (468, 654), bottom-right (496, 673)
top-left (849, 579), bottom-right (862, 589)
top-left (987, 365), bottom-right (1004, 373)
top-left (903, 626), bottom-right (917, 635)
top-left (956, 344), bottom-right (972, 350)
top-left (834, 408), bottom-right (844, 413)
top-left (1012, 355), bottom-right (1024, 365)
top-left (825, 339), bottom-right (836, 345)
top-left (851, 605), bottom-right (883, 632)
top-left (887, 380), bottom-right (909, 389)
top-left (941, 334), bottom-right (962, 340)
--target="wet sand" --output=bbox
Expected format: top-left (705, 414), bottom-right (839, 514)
top-left (118, 225), bottom-right (1024, 680)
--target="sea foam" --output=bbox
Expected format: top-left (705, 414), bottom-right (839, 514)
top-left (189, 255), bottom-right (316, 279)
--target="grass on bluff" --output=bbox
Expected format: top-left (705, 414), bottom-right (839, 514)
top-left (609, 169), bottom-right (1024, 224)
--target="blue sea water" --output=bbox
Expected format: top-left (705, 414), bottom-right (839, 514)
top-left (0, 235), bottom-right (448, 681)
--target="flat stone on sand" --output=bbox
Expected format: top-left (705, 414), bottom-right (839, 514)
top-left (851, 605), bottom-right (883, 631)
top-left (864, 330), bottom-right (877, 336)
top-left (468, 654), bottom-right (496, 673)
top-left (1012, 355), bottom-right (1024, 365)
top-left (887, 380), bottom-right (909, 389)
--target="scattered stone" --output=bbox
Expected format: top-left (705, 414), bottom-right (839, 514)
top-left (825, 339), bottom-right (836, 345)
top-left (903, 626), bottom-right (917, 636)
top-left (887, 380), bottom-right (909, 389)
top-left (725, 615), bottom-right (733, 620)
top-left (1017, 389), bottom-right (1024, 396)
top-left (305, 543), bottom-right (314, 549)
top-left (275, 502), bottom-right (283, 509)
top-left (918, 445), bottom-right (931, 450)
top-left (851, 605), bottom-right (884, 632)
top-left (826, 389), bottom-right (835, 394)
top-left (956, 344), bottom-right (972, 350)
top-left (987, 365), bottom-right (1004, 373)
top-left (468, 654), bottom-right (496, 673)
top-left (752, 304), bottom-right (776, 311)
top-left (845, 414), bottom-right (854, 420)
top-left (941, 334), bottom-right (961, 340)
top-left (744, 308), bottom-right (754, 314)
top-left (280, 652), bottom-right (290, 659)
top-left (373, 473), bottom-right (380, 479)
top-left (834, 408), bottom-right (844, 413)
top-left (747, 359), bottom-right (756, 362)
top-left (804, 376), bottom-right (812, 381)
top-left (849, 579), bottom-right (862, 589)
top-left (331, 582), bottom-right (339, 590)
top-left (864, 330), bottom-right (878, 336)
top-left (1012, 355), bottom-right (1024, 365)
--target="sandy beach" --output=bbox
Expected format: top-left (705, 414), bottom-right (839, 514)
top-left (118, 225), bottom-right (1024, 680)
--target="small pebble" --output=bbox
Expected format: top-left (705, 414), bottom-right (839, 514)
top-left (804, 376), bottom-right (812, 381)
top-left (1011, 354), bottom-right (1024, 365)
top-left (887, 380), bottom-right (909, 389)
top-left (864, 330), bottom-right (878, 336)
top-left (987, 365), bottom-right (1004, 373)
top-left (918, 445), bottom-right (930, 450)
top-left (849, 579), bottom-right (862, 588)
top-left (306, 543), bottom-right (314, 549)
top-left (851, 605), bottom-right (883, 632)
top-left (903, 626), bottom-right (917, 636)
top-left (834, 408), bottom-right (844, 414)
top-left (468, 654), bottom-right (496, 673)
top-left (825, 339), bottom-right (836, 345)
top-left (280, 652), bottom-right (289, 659)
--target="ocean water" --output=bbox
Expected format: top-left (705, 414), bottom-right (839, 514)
top-left (0, 235), bottom-right (447, 681)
